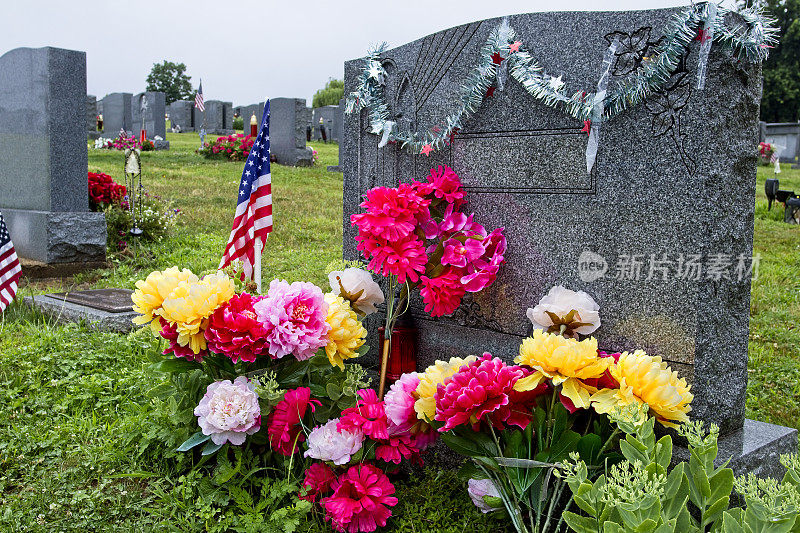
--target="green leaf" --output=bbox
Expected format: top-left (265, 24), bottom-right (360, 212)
top-left (563, 511), bottom-right (601, 533)
top-left (440, 433), bottom-right (485, 458)
top-left (620, 439), bottom-right (648, 465)
top-left (577, 434), bottom-right (603, 464)
top-left (550, 430), bottom-right (581, 462)
top-left (721, 510), bottom-right (746, 533)
top-left (703, 496), bottom-right (731, 529)
top-left (201, 440), bottom-right (224, 456)
top-left (655, 435), bottom-right (673, 470)
top-left (325, 383), bottom-right (342, 400)
top-left (151, 358), bottom-right (203, 374)
top-left (709, 468), bottom-right (734, 505)
top-left (177, 431), bottom-right (210, 451)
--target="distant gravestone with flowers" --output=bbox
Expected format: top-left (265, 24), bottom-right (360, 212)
top-left (341, 7), bottom-right (796, 475)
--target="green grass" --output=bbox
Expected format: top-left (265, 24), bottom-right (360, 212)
top-left (1, 137), bottom-right (799, 530)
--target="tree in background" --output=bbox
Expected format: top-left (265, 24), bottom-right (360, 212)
top-left (761, 0), bottom-right (800, 122)
top-left (146, 61), bottom-right (193, 105)
top-left (312, 79), bottom-right (344, 108)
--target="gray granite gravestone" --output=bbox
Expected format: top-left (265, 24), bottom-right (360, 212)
top-left (271, 97), bottom-right (313, 166)
top-left (0, 46), bottom-right (106, 264)
top-left (765, 122), bottom-right (800, 163)
top-left (203, 100), bottom-right (234, 135)
top-left (130, 91), bottom-right (166, 140)
top-left (312, 105), bottom-right (337, 141)
top-left (342, 8), bottom-right (796, 477)
top-left (25, 288), bottom-right (136, 333)
top-left (333, 98), bottom-right (344, 142)
top-left (86, 94), bottom-right (97, 131)
top-left (169, 100), bottom-right (194, 131)
top-left (239, 102), bottom-right (265, 134)
top-left (101, 92), bottom-right (132, 134)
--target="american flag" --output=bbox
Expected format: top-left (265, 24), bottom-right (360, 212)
top-left (219, 100), bottom-right (273, 278)
top-left (194, 81), bottom-right (205, 112)
top-left (0, 212), bottom-right (21, 311)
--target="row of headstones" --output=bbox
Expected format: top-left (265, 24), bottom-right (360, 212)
top-left (167, 99), bottom-right (234, 135)
top-left (761, 121), bottom-right (800, 167)
top-left (234, 101), bottom-right (344, 144)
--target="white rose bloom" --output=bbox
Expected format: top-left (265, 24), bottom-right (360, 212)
top-left (328, 267), bottom-right (384, 316)
top-left (526, 285), bottom-right (601, 337)
top-left (304, 418), bottom-right (364, 465)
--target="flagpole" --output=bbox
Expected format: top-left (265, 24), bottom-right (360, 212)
top-left (254, 238), bottom-right (262, 294)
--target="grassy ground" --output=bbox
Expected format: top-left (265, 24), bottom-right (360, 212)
top-left (1, 134), bottom-right (799, 530)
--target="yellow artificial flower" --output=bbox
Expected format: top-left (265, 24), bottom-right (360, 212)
top-left (159, 273), bottom-right (235, 354)
top-left (513, 330), bottom-right (609, 409)
top-left (414, 355), bottom-right (478, 422)
top-left (323, 293), bottom-right (367, 370)
top-left (131, 267), bottom-right (198, 333)
top-left (591, 350), bottom-right (693, 428)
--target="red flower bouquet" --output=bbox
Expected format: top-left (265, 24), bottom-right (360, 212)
top-left (88, 171), bottom-right (127, 210)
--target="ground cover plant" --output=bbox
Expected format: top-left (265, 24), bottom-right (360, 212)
top-left (1, 132), bottom-right (799, 531)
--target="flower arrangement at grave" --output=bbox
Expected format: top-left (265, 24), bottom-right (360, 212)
top-left (88, 171), bottom-right (127, 210)
top-left (198, 133), bottom-right (255, 161)
top-left (758, 141), bottom-right (775, 166)
top-left (95, 131), bottom-right (143, 151)
top-left (350, 164), bottom-right (506, 397)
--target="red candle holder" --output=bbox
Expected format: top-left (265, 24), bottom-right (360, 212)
top-left (140, 129), bottom-right (146, 144)
top-left (378, 318), bottom-right (417, 385)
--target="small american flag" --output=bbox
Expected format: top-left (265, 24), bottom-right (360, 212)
top-left (0, 212), bottom-right (21, 311)
top-left (194, 81), bottom-right (205, 112)
top-left (219, 100), bottom-right (273, 278)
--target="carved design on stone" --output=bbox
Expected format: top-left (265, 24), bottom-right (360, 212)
top-left (447, 293), bottom-right (504, 333)
top-left (604, 27), bottom-right (663, 76)
top-left (645, 50), bottom-right (696, 177)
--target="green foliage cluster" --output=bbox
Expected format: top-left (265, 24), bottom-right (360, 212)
top-left (103, 190), bottom-right (179, 252)
top-left (761, 0), bottom-right (800, 122)
top-left (559, 417), bottom-right (800, 532)
top-left (146, 60), bottom-right (194, 105)
top-left (234, 116), bottom-right (244, 131)
top-left (312, 79), bottom-right (344, 108)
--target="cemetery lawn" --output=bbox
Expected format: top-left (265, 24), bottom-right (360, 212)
top-left (0, 135), bottom-right (798, 530)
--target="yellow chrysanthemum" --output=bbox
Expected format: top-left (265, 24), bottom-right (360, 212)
top-left (131, 267), bottom-right (198, 333)
top-left (414, 355), bottom-right (478, 422)
top-left (159, 273), bottom-right (235, 354)
top-left (323, 293), bottom-right (367, 370)
top-left (513, 330), bottom-right (609, 409)
top-left (590, 350), bottom-right (692, 428)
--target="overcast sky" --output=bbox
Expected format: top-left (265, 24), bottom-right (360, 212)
top-left (2, 0), bottom-right (702, 106)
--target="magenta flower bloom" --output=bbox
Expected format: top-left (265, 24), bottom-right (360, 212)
top-left (321, 464), bottom-right (398, 533)
top-left (441, 237), bottom-right (486, 268)
top-left (360, 234), bottom-right (428, 284)
top-left (350, 183), bottom-right (430, 242)
top-left (338, 389), bottom-right (389, 440)
top-left (253, 280), bottom-right (331, 360)
top-left (300, 462), bottom-right (337, 502)
top-left (205, 293), bottom-right (271, 363)
top-left (194, 377), bottom-right (261, 445)
top-left (384, 372), bottom-right (437, 450)
top-left (460, 228), bottom-right (506, 292)
top-left (420, 269), bottom-right (466, 317)
top-left (427, 165), bottom-right (465, 208)
top-left (160, 319), bottom-right (207, 361)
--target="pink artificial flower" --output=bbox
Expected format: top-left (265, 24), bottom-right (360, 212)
top-left (160, 318), bottom-right (207, 361)
top-left (360, 234), bottom-right (427, 284)
top-left (426, 165), bottom-right (465, 208)
top-left (460, 228), bottom-right (506, 292)
top-left (467, 478), bottom-right (503, 513)
top-left (204, 293), bottom-right (271, 363)
top-left (350, 183), bottom-right (430, 242)
top-left (300, 462), bottom-right (337, 502)
top-left (441, 237), bottom-right (485, 268)
top-left (253, 280), bottom-right (331, 360)
top-left (194, 376), bottom-right (261, 445)
top-left (374, 431), bottom-right (422, 465)
top-left (305, 418), bottom-right (365, 465)
top-left (338, 389), bottom-right (389, 440)
top-left (435, 354), bottom-right (540, 432)
top-left (419, 269), bottom-right (466, 317)
top-left (321, 464), bottom-right (398, 533)
top-left (267, 387), bottom-right (321, 456)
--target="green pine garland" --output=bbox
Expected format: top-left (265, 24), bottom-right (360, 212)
top-left (345, 2), bottom-right (777, 155)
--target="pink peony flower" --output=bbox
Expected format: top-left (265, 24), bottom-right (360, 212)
top-left (253, 280), bottom-right (331, 360)
top-left (374, 431), bottom-right (422, 465)
top-left (321, 464), bottom-right (398, 533)
top-left (305, 418), bottom-right (365, 465)
top-left (267, 387), bottom-right (321, 456)
top-left (419, 269), bottom-right (466, 317)
top-left (434, 354), bottom-right (534, 432)
top-left (426, 165), bottom-right (465, 208)
top-left (194, 377), bottom-right (261, 445)
top-left (467, 478), bottom-right (503, 513)
top-left (384, 373), bottom-right (422, 432)
top-left (160, 318), bottom-right (207, 361)
top-left (204, 293), bottom-right (271, 363)
top-left (360, 234), bottom-right (427, 284)
top-left (300, 462), bottom-right (337, 502)
top-left (338, 389), bottom-right (389, 440)
top-left (441, 237), bottom-right (486, 268)
top-left (350, 183), bottom-right (430, 242)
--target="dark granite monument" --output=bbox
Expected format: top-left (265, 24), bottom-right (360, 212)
top-left (86, 94), bottom-right (97, 131)
top-left (271, 97), bottom-right (313, 166)
top-left (0, 46), bottom-right (106, 265)
top-left (202, 100), bottom-right (234, 135)
top-left (341, 8), bottom-right (796, 476)
top-left (312, 105), bottom-right (338, 142)
top-left (101, 92), bottom-right (133, 134)
top-left (239, 102), bottom-right (266, 134)
top-left (765, 122), bottom-right (800, 164)
top-left (169, 100), bottom-right (194, 132)
top-left (130, 91), bottom-right (166, 140)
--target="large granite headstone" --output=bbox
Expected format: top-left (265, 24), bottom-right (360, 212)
top-left (130, 91), bottom-right (166, 140)
top-left (203, 100), bottom-right (234, 135)
top-left (101, 92), bottom-right (132, 134)
top-left (342, 8), bottom-right (796, 476)
top-left (312, 105), bottom-right (338, 141)
top-left (0, 46), bottom-right (106, 264)
top-left (271, 97), bottom-right (313, 166)
top-left (169, 100), bottom-right (194, 131)
top-left (765, 122), bottom-right (800, 163)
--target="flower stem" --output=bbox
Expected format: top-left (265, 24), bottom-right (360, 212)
top-left (378, 276), bottom-right (396, 399)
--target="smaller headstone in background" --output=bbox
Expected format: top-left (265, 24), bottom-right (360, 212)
top-left (270, 97), bottom-right (313, 166)
top-left (101, 92), bottom-right (132, 134)
top-left (203, 100), bottom-right (234, 135)
top-left (130, 91), bottom-right (167, 142)
top-left (238, 102), bottom-right (265, 134)
top-left (765, 122), bottom-right (800, 163)
top-left (86, 94), bottom-right (100, 139)
top-left (312, 105), bottom-right (338, 142)
top-left (25, 288), bottom-right (137, 333)
top-left (233, 105), bottom-right (242, 118)
top-left (758, 121), bottom-right (767, 144)
top-left (169, 100), bottom-right (194, 132)
top-left (333, 98), bottom-right (344, 142)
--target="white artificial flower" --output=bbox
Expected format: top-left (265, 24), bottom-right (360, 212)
top-left (526, 285), bottom-right (601, 337)
top-left (304, 418), bottom-right (364, 465)
top-left (328, 267), bottom-right (384, 316)
top-left (467, 478), bottom-right (502, 513)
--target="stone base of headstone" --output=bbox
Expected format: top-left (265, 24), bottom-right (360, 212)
top-left (4, 209), bottom-right (106, 263)
top-left (208, 128), bottom-right (235, 136)
top-left (20, 257), bottom-right (107, 279)
top-left (154, 139), bottom-right (170, 150)
top-left (673, 419), bottom-right (797, 479)
top-left (87, 131), bottom-right (102, 140)
top-left (24, 290), bottom-right (136, 333)
top-left (327, 165), bottom-right (341, 172)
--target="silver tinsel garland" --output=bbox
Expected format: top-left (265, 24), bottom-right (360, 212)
top-left (345, 2), bottom-right (777, 155)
